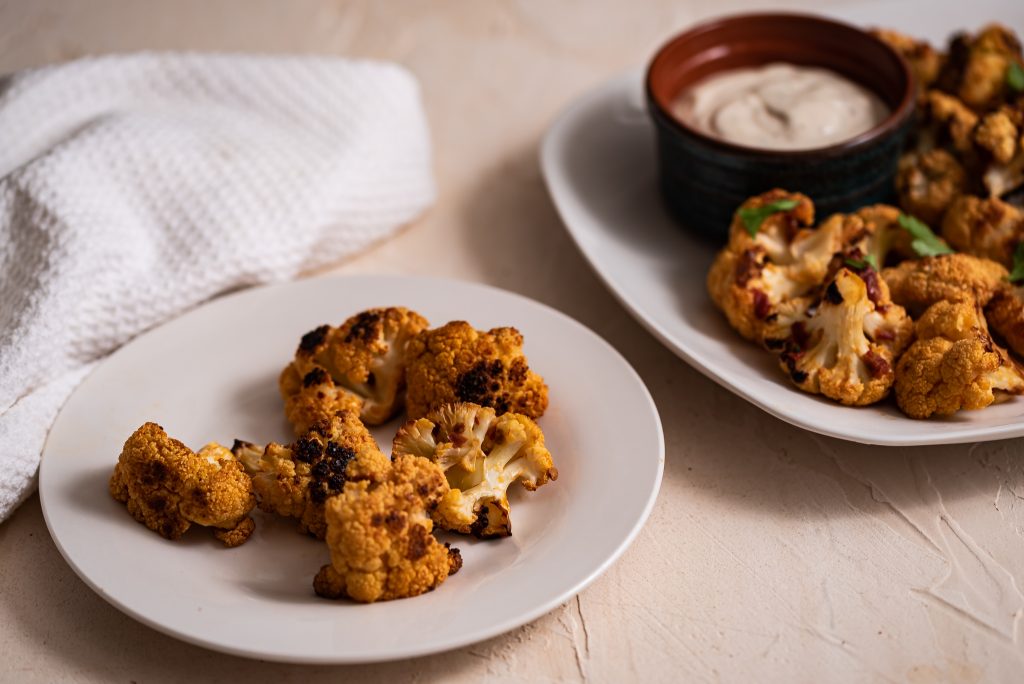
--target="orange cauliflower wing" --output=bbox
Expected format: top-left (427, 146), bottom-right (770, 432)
top-left (941, 195), bottom-right (1024, 267)
top-left (881, 253), bottom-right (1008, 313)
top-left (895, 299), bottom-right (1024, 418)
top-left (404, 322), bottom-right (548, 420)
top-left (233, 412), bottom-right (390, 539)
top-left (871, 29), bottom-right (943, 93)
top-left (895, 149), bottom-right (968, 226)
top-left (109, 423), bottom-right (255, 547)
top-left (938, 24), bottom-right (1023, 112)
top-left (847, 204), bottom-right (923, 266)
top-left (975, 98), bottom-right (1024, 197)
top-left (987, 284), bottom-right (1024, 359)
top-left (708, 190), bottom-right (848, 343)
top-left (775, 268), bottom-right (913, 406)
top-left (313, 455), bottom-right (462, 603)
top-left (279, 307), bottom-right (430, 432)
top-left (393, 402), bottom-right (557, 539)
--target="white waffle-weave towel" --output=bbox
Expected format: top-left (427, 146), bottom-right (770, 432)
top-left (0, 53), bottom-right (436, 521)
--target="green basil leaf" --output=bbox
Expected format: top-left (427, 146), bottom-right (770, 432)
top-left (1009, 242), bottom-right (1024, 284)
top-left (898, 213), bottom-right (954, 257)
top-left (1008, 62), bottom-right (1024, 92)
top-left (845, 254), bottom-right (879, 271)
top-left (738, 199), bottom-right (800, 237)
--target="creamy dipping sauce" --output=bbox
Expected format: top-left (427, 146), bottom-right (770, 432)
top-left (672, 63), bottom-right (889, 151)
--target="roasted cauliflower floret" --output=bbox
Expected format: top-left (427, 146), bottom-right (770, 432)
top-left (896, 149), bottom-right (968, 226)
top-left (895, 299), bottom-right (1024, 418)
top-left (850, 204), bottom-right (922, 265)
top-left (404, 322), bottom-right (548, 420)
top-left (279, 364), bottom-right (363, 438)
top-left (392, 403), bottom-right (557, 539)
top-left (975, 104), bottom-right (1022, 165)
top-left (233, 412), bottom-right (389, 539)
top-left (919, 90), bottom-right (980, 154)
top-left (776, 269), bottom-right (913, 406)
top-left (941, 195), bottom-right (1024, 266)
top-left (975, 98), bottom-right (1024, 197)
top-left (871, 29), bottom-right (943, 93)
top-left (938, 24), bottom-right (1024, 112)
top-left (708, 191), bottom-right (841, 343)
top-left (708, 246), bottom-right (815, 343)
top-left (313, 454), bottom-right (462, 603)
top-left (723, 189), bottom-right (817, 259)
top-left (882, 253), bottom-right (1008, 313)
top-left (279, 307), bottom-right (430, 432)
top-left (109, 423), bottom-right (255, 547)
top-left (987, 283), bottom-right (1024, 359)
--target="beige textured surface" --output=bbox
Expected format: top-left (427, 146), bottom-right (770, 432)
top-left (3, 1), bottom-right (1024, 682)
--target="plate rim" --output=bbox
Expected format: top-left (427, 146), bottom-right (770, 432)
top-left (39, 272), bottom-right (665, 664)
top-left (540, 69), bottom-right (1024, 447)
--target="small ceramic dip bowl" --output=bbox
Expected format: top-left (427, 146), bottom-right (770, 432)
top-left (646, 12), bottom-right (915, 242)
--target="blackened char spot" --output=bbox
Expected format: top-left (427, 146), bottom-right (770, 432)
top-left (824, 281), bottom-right (843, 305)
top-left (295, 438), bottom-right (322, 463)
top-left (781, 351), bottom-right (808, 384)
top-left (447, 545), bottom-right (463, 575)
top-left (309, 485), bottom-right (328, 504)
top-left (298, 325), bottom-right (329, 353)
top-left (508, 358), bottom-right (528, 383)
top-left (303, 367), bottom-right (329, 387)
top-left (469, 504), bottom-right (490, 538)
top-left (455, 360), bottom-right (504, 407)
top-left (343, 310), bottom-right (382, 344)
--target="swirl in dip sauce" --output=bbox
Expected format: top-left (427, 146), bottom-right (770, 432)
top-left (672, 63), bottom-right (889, 151)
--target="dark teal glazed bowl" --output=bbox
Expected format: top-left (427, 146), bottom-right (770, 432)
top-left (646, 13), bottom-right (916, 243)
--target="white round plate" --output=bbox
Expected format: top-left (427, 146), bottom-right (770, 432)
top-left (540, 68), bottom-right (1024, 447)
top-left (39, 275), bottom-right (664, 664)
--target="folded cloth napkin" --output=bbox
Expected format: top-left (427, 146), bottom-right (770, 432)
top-left (0, 53), bottom-right (436, 522)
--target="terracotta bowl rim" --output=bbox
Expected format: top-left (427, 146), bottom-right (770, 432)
top-left (645, 11), bottom-right (916, 159)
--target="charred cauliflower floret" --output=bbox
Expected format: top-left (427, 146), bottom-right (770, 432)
top-left (882, 253), bottom-right (1009, 313)
top-left (896, 149), bottom-right (968, 226)
top-left (921, 90), bottom-right (980, 154)
top-left (938, 24), bottom-right (1024, 113)
top-left (404, 322), bottom-right (548, 420)
top-left (987, 284), bottom-right (1024, 359)
top-left (392, 403), bottom-right (557, 539)
top-left (895, 299), bottom-right (1024, 418)
top-left (974, 98), bottom-right (1024, 197)
top-left (776, 269), bottom-right (913, 406)
top-left (871, 29), bottom-right (943, 93)
top-left (233, 412), bottom-right (389, 539)
top-left (313, 454), bottom-right (462, 603)
top-left (279, 364), bottom-right (363, 438)
top-left (109, 423), bottom-right (255, 547)
top-left (707, 190), bottom-right (842, 343)
top-left (849, 204), bottom-right (926, 265)
top-left (941, 195), bottom-right (1024, 266)
top-left (279, 307), bottom-right (430, 432)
